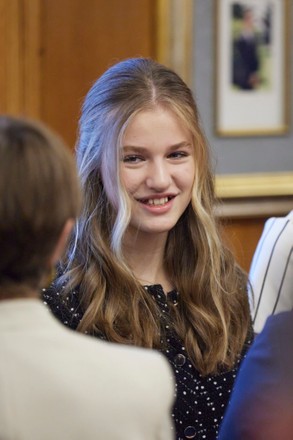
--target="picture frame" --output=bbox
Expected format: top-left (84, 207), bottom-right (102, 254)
top-left (156, 0), bottom-right (293, 199)
top-left (215, 0), bottom-right (290, 137)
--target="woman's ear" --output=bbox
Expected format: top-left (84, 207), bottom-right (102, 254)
top-left (49, 219), bottom-right (75, 266)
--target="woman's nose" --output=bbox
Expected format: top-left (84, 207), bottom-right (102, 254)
top-left (145, 160), bottom-right (172, 191)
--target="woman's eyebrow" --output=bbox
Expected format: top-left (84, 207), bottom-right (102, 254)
top-left (121, 145), bottom-right (149, 153)
top-left (122, 142), bottom-right (192, 152)
top-left (168, 142), bottom-right (192, 151)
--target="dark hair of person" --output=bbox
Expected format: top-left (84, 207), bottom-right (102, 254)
top-left (0, 116), bottom-right (81, 290)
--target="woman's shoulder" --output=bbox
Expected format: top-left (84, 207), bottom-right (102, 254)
top-left (42, 268), bottom-right (83, 330)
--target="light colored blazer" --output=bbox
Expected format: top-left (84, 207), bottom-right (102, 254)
top-left (0, 299), bottom-right (175, 440)
top-left (249, 210), bottom-right (293, 333)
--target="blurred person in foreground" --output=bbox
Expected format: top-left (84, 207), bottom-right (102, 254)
top-left (218, 307), bottom-right (293, 440)
top-left (219, 211), bottom-right (293, 439)
top-left (0, 115), bottom-right (174, 440)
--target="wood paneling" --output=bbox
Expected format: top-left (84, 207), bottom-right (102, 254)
top-left (23, 0), bottom-right (42, 118)
top-left (40, 0), bottom-right (157, 147)
top-left (218, 197), bottom-right (293, 272)
top-left (220, 217), bottom-right (266, 273)
top-left (0, 0), bottom-right (156, 146)
top-left (0, 0), bottom-right (23, 114)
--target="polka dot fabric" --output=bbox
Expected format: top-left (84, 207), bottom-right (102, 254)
top-left (43, 282), bottom-right (252, 440)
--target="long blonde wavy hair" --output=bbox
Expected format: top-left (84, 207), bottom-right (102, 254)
top-left (61, 58), bottom-right (251, 375)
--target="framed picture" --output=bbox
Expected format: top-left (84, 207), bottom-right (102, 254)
top-left (156, 0), bottom-right (293, 199)
top-left (215, 0), bottom-right (290, 136)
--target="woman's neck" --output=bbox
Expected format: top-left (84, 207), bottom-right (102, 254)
top-left (122, 231), bottom-right (173, 293)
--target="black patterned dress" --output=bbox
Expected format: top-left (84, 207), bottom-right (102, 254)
top-left (43, 281), bottom-right (253, 440)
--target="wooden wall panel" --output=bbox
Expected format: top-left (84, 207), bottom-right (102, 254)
top-left (0, 0), bottom-right (7, 110)
top-left (218, 197), bottom-right (293, 272)
top-left (40, 0), bottom-right (157, 147)
top-left (220, 217), bottom-right (266, 273)
top-left (0, 0), bottom-right (23, 114)
top-left (23, 0), bottom-right (42, 118)
top-left (0, 0), bottom-right (156, 146)
top-left (0, 0), bottom-right (41, 117)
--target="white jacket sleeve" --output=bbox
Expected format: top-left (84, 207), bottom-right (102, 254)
top-left (249, 211), bottom-right (293, 333)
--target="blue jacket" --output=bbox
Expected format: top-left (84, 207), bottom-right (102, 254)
top-left (219, 309), bottom-right (293, 440)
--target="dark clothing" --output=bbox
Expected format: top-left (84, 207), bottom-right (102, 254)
top-left (233, 35), bottom-right (260, 90)
top-left (43, 281), bottom-right (252, 440)
top-left (218, 310), bottom-right (293, 440)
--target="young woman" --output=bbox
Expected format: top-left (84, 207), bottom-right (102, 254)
top-left (44, 58), bottom-right (253, 440)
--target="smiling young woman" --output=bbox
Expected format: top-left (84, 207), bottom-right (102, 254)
top-left (43, 58), bottom-right (253, 440)
top-left (120, 106), bottom-right (195, 241)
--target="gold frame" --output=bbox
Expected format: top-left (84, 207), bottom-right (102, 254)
top-left (156, 0), bottom-right (293, 199)
top-left (215, 0), bottom-right (290, 137)
top-left (216, 171), bottom-right (293, 199)
top-left (156, 0), bottom-right (193, 85)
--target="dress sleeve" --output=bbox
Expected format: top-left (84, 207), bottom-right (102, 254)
top-left (42, 277), bottom-right (83, 331)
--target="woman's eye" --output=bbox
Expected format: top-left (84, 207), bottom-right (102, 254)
top-left (168, 151), bottom-right (188, 159)
top-left (122, 155), bottom-right (144, 163)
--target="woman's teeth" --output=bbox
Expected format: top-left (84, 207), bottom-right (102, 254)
top-left (145, 197), bottom-right (169, 206)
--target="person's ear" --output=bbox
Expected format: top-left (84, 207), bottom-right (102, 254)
top-left (49, 219), bottom-right (75, 266)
